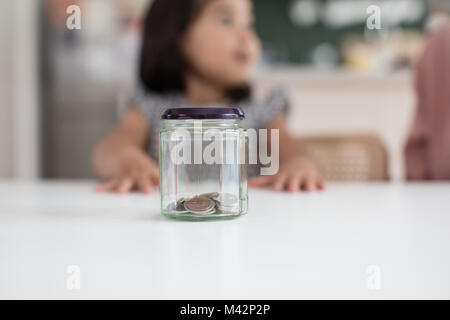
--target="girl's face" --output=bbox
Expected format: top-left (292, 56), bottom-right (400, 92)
top-left (182, 0), bottom-right (261, 88)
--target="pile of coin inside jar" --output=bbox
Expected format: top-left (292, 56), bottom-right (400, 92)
top-left (167, 192), bottom-right (239, 216)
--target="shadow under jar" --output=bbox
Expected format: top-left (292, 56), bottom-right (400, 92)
top-left (159, 107), bottom-right (248, 221)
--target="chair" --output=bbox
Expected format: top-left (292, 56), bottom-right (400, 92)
top-left (299, 134), bottom-right (389, 181)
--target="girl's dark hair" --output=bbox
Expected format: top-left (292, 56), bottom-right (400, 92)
top-left (138, 0), bottom-right (251, 102)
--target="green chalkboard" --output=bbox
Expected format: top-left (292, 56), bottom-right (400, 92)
top-left (253, 0), bottom-right (427, 64)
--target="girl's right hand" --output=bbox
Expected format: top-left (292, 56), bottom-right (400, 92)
top-left (95, 147), bottom-right (160, 194)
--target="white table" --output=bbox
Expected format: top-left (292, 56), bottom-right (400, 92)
top-left (0, 180), bottom-right (449, 299)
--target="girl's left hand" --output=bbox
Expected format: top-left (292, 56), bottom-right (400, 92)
top-left (248, 155), bottom-right (326, 192)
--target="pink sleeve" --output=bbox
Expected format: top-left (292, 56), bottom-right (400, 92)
top-left (404, 24), bottom-right (450, 180)
top-left (405, 55), bottom-right (428, 180)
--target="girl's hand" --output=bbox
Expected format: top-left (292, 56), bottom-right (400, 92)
top-left (248, 155), bottom-right (325, 192)
top-left (95, 147), bottom-right (160, 194)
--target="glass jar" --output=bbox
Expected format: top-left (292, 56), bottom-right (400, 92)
top-left (159, 107), bottom-right (248, 221)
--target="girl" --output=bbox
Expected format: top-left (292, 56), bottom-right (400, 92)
top-left (93, 0), bottom-right (325, 193)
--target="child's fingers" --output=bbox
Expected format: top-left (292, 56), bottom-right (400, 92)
top-left (287, 174), bottom-right (303, 193)
top-left (248, 175), bottom-right (272, 187)
top-left (152, 168), bottom-right (160, 181)
top-left (149, 171), bottom-right (160, 187)
top-left (153, 173), bottom-right (161, 186)
top-left (96, 179), bottom-right (119, 192)
top-left (302, 174), bottom-right (317, 192)
top-left (117, 178), bottom-right (133, 194)
top-left (137, 177), bottom-right (153, 194)
top-left (317, 177), bottom-right (326, 190)
top-left (272, 173), bottom-right (288, 191)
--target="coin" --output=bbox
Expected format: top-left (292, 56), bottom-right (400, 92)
top-left (184, 196), bottom-right (215, 215)
top-left (175, 204), bottom-right (188, 213)
top-left (165, 203), bottom-right (176, 211)
top-left (199, 192), bottom-right (219, 200)
top-left (175, 198), bottom-right (188, 212)
top-left (176, 198), bottom-right (185, 207)
top-left (169, 192), bottom-right (240, 216)
top-left (202, 206), bottom-right (216, 214)
top-left (166, 200), bottom-right (188, 213)
top-left (216, 193), bottom-right (238, 210)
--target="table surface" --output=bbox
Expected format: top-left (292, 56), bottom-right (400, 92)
top-left (1, 180), bottom-right (449, 299)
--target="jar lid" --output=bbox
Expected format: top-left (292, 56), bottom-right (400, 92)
top-left (161, 107), bottom-right (245, 120)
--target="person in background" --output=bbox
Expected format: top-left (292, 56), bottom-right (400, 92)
top-left (92, 0), bottom-right (325, 194)
top-left (405, 22), bottom-right (450, 180)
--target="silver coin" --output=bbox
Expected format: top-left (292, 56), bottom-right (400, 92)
top-left (166, 200), bottom-right (189, 213)
top-left (199, 192), bottom-right (220, 200)
top-left (176, 197), bottom-right (186, 207)
top-left (175, 205), bottom-right (189, 213)
top-left (217, 193), bottom-right (238, 206)
top-left (184, 196), bottom-right (215, 215)
top-left (216, 193), bottom-right (239, 212)
top-left (190, 208), bottom-right (215, 216)
top-left (202, 206), bottom-right (217, 214)
top-left (165, 203), bottom-right (176, 211)
top-left (175, 199), bottom-right (189, 212)
top-left (212, 198), bottom-right (237, 215)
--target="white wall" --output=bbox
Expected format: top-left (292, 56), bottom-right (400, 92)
top-left (0, 0), bottom-right (40, 179)
top-left (0, 1), bottom-right (14, 178)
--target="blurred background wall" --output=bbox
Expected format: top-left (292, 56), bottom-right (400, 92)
top-left (0, 0), bottom-right (40, 179)
top-left (0, 1), bottom-right (14, 178)
top-left (1, 0), bottom-right (448, 181)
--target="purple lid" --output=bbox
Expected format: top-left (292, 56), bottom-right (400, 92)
top-left (161, 107), bottom-right (245, 120)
